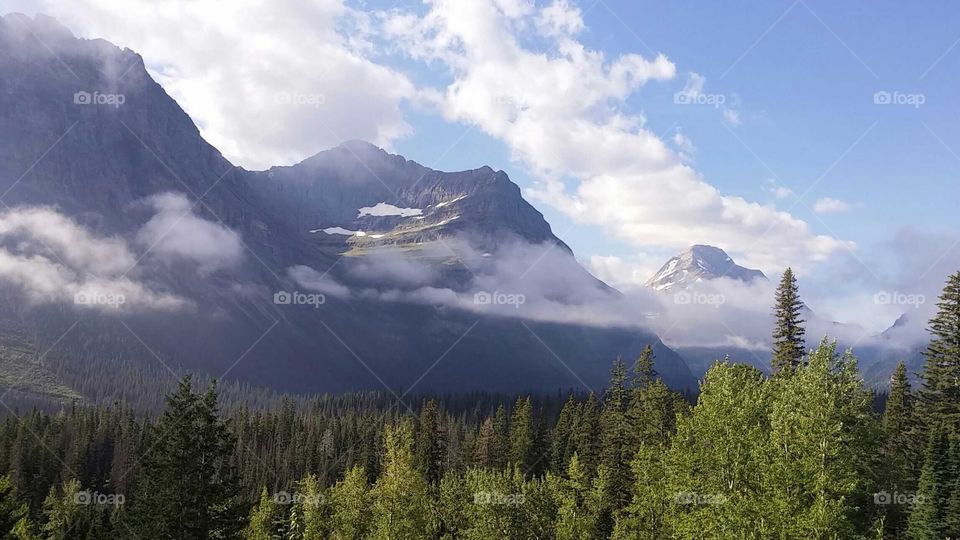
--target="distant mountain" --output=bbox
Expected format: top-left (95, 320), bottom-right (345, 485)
top-left (0, 13), bottom-right (695, 403)
top-left (645, 245), bottom-right (766, 291)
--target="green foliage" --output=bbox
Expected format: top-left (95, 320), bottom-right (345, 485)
top-left (244, 487), bottom-right (277, 540)
top-left (328, 466), bottom-right (368, 540)
top-left (920, 271), bottom-right (960, 429)
top-left (370, 421), bottom-right (432, 540)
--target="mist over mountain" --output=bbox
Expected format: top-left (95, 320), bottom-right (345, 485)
top-left (0, 13), bottom-right (697, 402)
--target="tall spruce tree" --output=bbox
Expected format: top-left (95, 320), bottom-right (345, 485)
top-left (508, 397), bottom-right (534, 473)
top-left (771, 267), bottom-right (806, 374)
top-left (598, 359), bottom-right (633, 537)
top-left (126, 376), bottom-right (245, 539)
top-left (881, 362), bottom-right (919, 537)
top-left (919, 271), bottom-right (960, 429)
top-left (907, 426), bottom-right (953, 539)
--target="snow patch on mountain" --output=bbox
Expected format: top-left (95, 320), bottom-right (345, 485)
top-left (358, 202), bottom-right (422, 217)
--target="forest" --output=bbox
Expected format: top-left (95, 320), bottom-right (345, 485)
top-left (0, 269), bottom-right (955, 539)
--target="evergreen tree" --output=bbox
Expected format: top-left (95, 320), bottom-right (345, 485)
top-left (40, 479), bottom-right (107, 540)
top-left (629, 345), bottom-right (678, 447)
top-left (919, 271), bottom-right (960, 429)
top-left (415, 400), bottom-right (445, 486)
top-left (126, 376), bottom-right (245, 539)
top-left (472, 417), bottom-right (497, 469)
top-left (508, 397), bottom-right (534, 473)
top-left (0, 475), bottom-right (30, 539)
top-left (599, 358), bottom-right (633, 535)
top-left (907, 426), bottom-right (952, 539)
top-left (771, 267), bottom-right (806, 374)
top-left (492, 406), bottom-right (510, 470)
top-left (881, 362), bottom-right (919, 536)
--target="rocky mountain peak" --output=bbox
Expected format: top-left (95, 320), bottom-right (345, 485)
top-left (645, 244), bottom-right (767, 291)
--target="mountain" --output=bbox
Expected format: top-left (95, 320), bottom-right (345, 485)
top-left (0, 14), bottom-right (695, 404)
top-left (645, 245), bottom-right (766, 291)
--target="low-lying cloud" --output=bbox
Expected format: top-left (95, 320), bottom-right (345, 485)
top-left (0, 206), bottom-right (185, 312)
top-left (136, 192), bottom-right (245, 273)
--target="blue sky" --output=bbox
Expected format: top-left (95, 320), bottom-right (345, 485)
top-left (6, 0), bottom-right (960, 330)
top-left (390, 0), bottom-right (960, 256)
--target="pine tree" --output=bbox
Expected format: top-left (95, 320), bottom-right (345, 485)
top-left (599, 358), bottom-right (633, 535)
top-left (550, 395), bottom-right (577, 474)
top-left (473, 417), bottom-right (497, 469)
top-left (40, 479), bottom-right (107, 540)
top-left (907, 426), bottom-right (952, 539)
top-left (126, 376), bottom-right (245, 539)
top-left (0, 475), bottom-right (30, 539)
top-left (881, 362), bottom-right (919, 536)
top-left (508, 397), bottom-right (534, 473)
top-left (771, 267), bottom-right (806, 374)
top-left (415, 400), bottom-right (445, 485)
top-left (919, 271), bottom-right (960, 429)
top-left (492, 405), bottom-right (510, 470)
top-left (629, 345), bottom-right (677, 447)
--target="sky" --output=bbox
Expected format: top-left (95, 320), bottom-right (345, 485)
top-left (3, 0), bottom-right (959, 332)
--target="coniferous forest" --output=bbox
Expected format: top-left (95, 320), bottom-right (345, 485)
top-left (0, 271), bottom-right (954, 539)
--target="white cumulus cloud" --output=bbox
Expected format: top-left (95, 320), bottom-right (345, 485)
top-left (384, 0), bottom-right (852, 274)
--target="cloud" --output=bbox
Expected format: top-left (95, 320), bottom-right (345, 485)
top-left (763, 179), bottom-right (794, 200)
top-left (813, 197), bottom-right (853, 214)
top-left (288, 265), bottom-right (351, 299)
top-left (136, 192), bottom-right (244, 273)
top-left (588, 254), bottom-right (663, 291)
top-left (384, 0), bottom-right (851, 274)
top-left (19, 0), bottom-right (417, 169)
top-left (723, 108), bottom-right (741, 125)
top-left (0, 206), bottom-right (185, 312)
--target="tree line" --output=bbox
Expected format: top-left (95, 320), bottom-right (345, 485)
top-left (0, 269), bottom-right (955, 538)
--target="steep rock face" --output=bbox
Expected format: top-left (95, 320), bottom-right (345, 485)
top-left (0, 14), bottom-right (696, 398)
top-left (248, 141), bottom-right (568, 254)
top-left (645, 245), bottom-right (767, 291)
